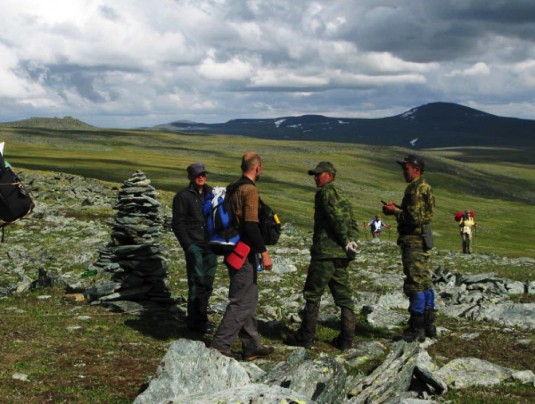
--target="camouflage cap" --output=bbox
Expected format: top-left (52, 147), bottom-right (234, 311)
top-left (308, 161), bottom-right (336, 175)
top-left (397, 154), bottom-right (425, 172)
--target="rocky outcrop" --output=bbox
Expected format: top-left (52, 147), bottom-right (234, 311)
top-left (435, 357), bottom-right (535, 389)
top-left (433, 267), bottom-right (535, 330)
top-left (135, 339), bottom-right (534, 403)
top-left (134, 339), bottom-right (311, 403)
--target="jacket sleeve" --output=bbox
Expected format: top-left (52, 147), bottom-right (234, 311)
top-left (171, 192), bottom-right (192, 250)
top-left (322, 187), bottom-right (356, 247)
top-left (240, 185), bottom-right (267, 253)
top-left (394, 181), bottom-right (434, 229)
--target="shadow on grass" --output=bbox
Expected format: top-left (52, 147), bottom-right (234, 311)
top-left (124, 304), bottom-right (211, 344)
top-left (320, 312), bottom-right (397, 340)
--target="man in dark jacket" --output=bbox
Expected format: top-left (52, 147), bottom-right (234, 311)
top-left (172, 162), bottom-right (218, 333)
top-left (383, 154), bottom-right (436, 342)
top-left (285, 161), bottom-right (359, 350)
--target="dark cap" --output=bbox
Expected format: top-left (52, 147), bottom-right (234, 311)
top-left (308, 161), bottom-right (336, 175)
top-left (187, 162), bottom-right (207, 177)
top-left (397, 154), bottom-right (425, 172)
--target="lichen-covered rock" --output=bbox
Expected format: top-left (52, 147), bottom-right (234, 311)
top-left (262, 349), bottom-right (347, 403)
top-left (435, 357), bottom-right (514, 389)
top-left (347, 341), bottom-right (419, 403)
top-left (134, 339), bottom-right (251, 403)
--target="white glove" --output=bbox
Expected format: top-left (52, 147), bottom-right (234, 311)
top-left (345, 241), bottom-right (358, 256)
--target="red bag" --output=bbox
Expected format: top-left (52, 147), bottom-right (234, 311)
top-left (454, 211), bottom-right (464, 222)
top-left (225, 241), bottom-right (250, 270)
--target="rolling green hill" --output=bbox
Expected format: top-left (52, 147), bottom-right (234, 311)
top-left (0, 116), bottom-right (96, 131)
top-left (1, 125), bottom-right (533, 258)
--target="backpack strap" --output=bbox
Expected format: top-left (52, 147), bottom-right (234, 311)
top-left (1, 222), bottom-right (7, 243)
top-left (0, 152), bottom-right (6, 170)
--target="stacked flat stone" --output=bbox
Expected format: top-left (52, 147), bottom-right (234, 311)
top-left (87, 171), bottom-right (173, 310)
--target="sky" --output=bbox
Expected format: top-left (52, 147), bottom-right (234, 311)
top-left (1, 0), bottom-right (535, 128)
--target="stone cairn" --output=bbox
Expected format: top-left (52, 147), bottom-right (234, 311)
top-left (84, 171), bottom-right (174, 312)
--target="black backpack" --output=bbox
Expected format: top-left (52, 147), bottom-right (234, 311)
top-left (0, 153), bottom-right (34, 240)
top-left (259, 198), bottom-right (281, 246)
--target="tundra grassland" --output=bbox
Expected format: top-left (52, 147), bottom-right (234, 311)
top-left (1, 126), bottom-right (534, 260)
top-left (0, 127), bottom-right (534, 403)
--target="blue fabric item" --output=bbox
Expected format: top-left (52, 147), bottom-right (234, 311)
top-left (409, 292), bottom-right (426, 315)
top-left (424, 289), bottom-right (435, 309)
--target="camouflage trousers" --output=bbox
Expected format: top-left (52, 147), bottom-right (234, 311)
top-left (303, 258), bottom-right (354, 310)
top-left (398, 235), bottom-right (433, 295)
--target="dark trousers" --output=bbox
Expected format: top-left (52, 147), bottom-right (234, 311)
top-left (185, 244), bottom-right (218, 327)
top-left (211, 254), bottom-right (260, 354)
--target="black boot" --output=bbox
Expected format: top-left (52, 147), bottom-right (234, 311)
top-left (397, 313), bottom-right (425, 342)
top-left (284, 301), bottom-right (319, 348)
top-left (331, 307), bottom-right (356, 350)
top-left (424, 307), bottom-right (437, 338)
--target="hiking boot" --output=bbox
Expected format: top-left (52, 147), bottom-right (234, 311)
top-left (284, 301), bottom-right (319, 348)
top-left (242, 345), bottom-right (274, 361)
top-left (331, 335), bottom-right (353, 351)
top-left (331, 307), bottom-right (356, 351)
top-left (210, 345), bottom-right (240, 360)
top-left (424, 307), bottom-right (437, 338)
top-left (394, 314), bottom-right (425, 343)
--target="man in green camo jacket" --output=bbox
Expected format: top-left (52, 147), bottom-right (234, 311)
top-left (383, 154), bottom-right (437, 342)
top-left (285, 161), bottom-right (359, 350)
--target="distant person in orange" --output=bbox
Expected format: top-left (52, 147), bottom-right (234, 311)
top-left (458, 210), bottom-right (476, 254)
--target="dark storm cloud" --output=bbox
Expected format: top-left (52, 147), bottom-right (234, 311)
top-left (338, 0), bottom-right (535, 63)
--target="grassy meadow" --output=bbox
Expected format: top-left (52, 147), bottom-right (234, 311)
top-left (1, 125), bottom-right (534, 403)
top-left (2, 126), bottom-right (533, 259)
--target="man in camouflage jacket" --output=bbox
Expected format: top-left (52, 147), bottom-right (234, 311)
top-left (383, 154), bottom-right (437, 342)
top-left (285, 161), bottom-right (359, 350)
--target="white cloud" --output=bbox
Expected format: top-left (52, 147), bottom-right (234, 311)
top-left (250, 69), bottom-right (328, 88)
top-left (447, 62), bottom-right (491, 77)
top-left (198, 51), bottom-right (255, 81)
top-left (0, 0), bottom-right (534, 126)
top-left (512, 59), bottom-right (535, 85)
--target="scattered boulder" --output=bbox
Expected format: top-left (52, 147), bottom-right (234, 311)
top-left (347, 341), bottom-right (419, 402)
top-left (432, 267), bottom-right (535, 330)
top-left (476, 303), bottom-right (535, 330)
top-left (134, 339), bottom-right (251, 403)
top-left (262, 349), bottom-right (348, 403)
top-left (435, 357), bottom-right (514, 389)
top-left (134, 340), bottom-right (313, 403)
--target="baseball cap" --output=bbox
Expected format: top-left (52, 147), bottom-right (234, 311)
top-left (308, 161), bottom-right (336, 175)
top-left (397, 154), bottom-right (425, 172)
top-left (187, 162), bottom-right (207, 177)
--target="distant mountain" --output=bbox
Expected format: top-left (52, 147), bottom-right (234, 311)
top-left (152, 102), bottom-right (535, 148)
top-left (0, 116), bottom-right (96, 131)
